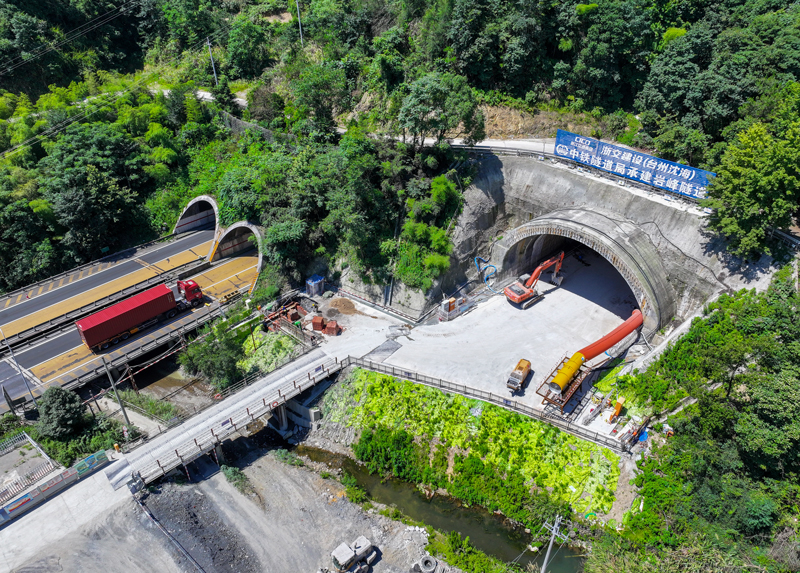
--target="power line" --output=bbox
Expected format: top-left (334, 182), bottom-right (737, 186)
top-left (0, 23), bottom-right (232, 161)
top-left (0, 0), bottom-right (144, 76)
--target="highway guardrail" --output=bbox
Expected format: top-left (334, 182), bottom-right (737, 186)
top-left (0, 258), bottom-right (208, 352)
top-left (0, 230), bottom-right (184, 304)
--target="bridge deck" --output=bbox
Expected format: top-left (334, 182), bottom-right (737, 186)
top-left (1, 253), bottom-right (259, 411)
top-left (0, 241), bottom-right (212, 339)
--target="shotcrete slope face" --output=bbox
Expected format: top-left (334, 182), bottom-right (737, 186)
top-left (448, 155), bottom-right (745, 335)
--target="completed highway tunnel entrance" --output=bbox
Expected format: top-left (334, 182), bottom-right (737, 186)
top-left (491, 209), bottom-right (677, 335)
top-left (173, 195), bottom-right (219, 235)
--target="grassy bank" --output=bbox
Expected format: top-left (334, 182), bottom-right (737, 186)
top-left (322, 369), bottom-right (620, 525)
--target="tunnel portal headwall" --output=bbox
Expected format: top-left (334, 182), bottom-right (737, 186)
top-left (442, 155), bottom-right (735, 335)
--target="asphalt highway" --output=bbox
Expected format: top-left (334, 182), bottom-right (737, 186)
top-left (0, 230), bottom-right (214, 335)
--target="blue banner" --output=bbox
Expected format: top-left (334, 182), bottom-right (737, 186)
top-left (554, 130), bottom-right (715, 200)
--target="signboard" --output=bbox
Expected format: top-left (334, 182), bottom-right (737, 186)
top-left (554, 129), bottom-right (715, 200)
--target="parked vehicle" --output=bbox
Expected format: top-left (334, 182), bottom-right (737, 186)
top-left (75, 280), bottom-right (204, 352)
top-left (507, 359), bottom-right (532, 392)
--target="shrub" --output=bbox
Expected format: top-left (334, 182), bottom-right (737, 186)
top-left (37, 387), bottom-right (84, 439)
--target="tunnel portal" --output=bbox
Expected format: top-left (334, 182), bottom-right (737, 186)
top-left (491, 209), bottom-right (676, 334)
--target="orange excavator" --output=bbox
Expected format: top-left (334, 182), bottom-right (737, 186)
top-left (504, 251), bottom-right (565, 309)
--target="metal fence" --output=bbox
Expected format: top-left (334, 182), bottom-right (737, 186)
top-left (347, 357), bottom-right (626, 453)
top-left (131, 352), bottom-right (627, 484)
top-left (0, 459), bottom-right (59, 505)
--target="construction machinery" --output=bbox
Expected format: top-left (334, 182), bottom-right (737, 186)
top-left (507, 359), bottom-right (532, 393)
top-left (504, 251), bottom-right (565, 309)
top-left (547, 310), bottom-right (643, 394)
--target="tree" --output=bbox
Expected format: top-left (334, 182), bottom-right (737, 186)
top-left (50, 165), bottom-right (140, 260)
top-left (227, 15), bottom-right (270, 79)
top-left (290, 64), bottom-right (349, 130)
top-left (178, 320), bottom-right (243, 390)
top-left (37, 387), bottom-right (84, 439)
top-left (704, 122), bottom-right (800, 259)
top-left (211, 76), bottom-right (237, 115)
top-left (397, 72), bottom-right (485, 149)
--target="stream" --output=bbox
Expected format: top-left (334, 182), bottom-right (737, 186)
top-left (296, 446), bottom-right (583, 573)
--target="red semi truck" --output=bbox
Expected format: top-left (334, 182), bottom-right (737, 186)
top-left (75, 280), bottom-right (204, 352)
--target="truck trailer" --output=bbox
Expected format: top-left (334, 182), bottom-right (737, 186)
top-left (75, 280), bottom-right (204, 352)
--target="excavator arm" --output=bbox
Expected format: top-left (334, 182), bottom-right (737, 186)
top-left (524, 252), bottom-right (565, 289)
top-left (504, 251), bottom-right (565, 308)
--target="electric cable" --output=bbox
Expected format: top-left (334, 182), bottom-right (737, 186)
top-left (0, 0), bottom-right (144, 76)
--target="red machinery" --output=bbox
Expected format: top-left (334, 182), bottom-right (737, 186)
top-left (504, 251), bottom-right (565, 309)
top-left (548, 309), bottom-right (643, 393)
top-left (76, 280), bottom-right (204, 352)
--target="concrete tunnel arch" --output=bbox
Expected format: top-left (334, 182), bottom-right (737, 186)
top-left (173, 195), bottom-right (220, 241)
top-left (210, 221), bottom-right (264, 275)
top-left (491, 208), bottom-right (677, 335)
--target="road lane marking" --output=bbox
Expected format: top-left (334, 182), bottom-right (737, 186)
top-left (0, 240), bottom-right (212, 337)
top-left (0, 231), bottom-right (212, 318)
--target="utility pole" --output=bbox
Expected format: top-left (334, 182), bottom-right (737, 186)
top-left (102, 356), bottom-right (131, 427)
top-left (295, 0), bottom-right (304, 47)
top-left (0, 327), bottom-right (37, 407)
top-left (540, 514), bottom-right (568, 573)
top-left (207, 37), bottom-right (218, 86)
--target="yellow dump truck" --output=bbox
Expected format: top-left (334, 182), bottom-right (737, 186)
top-left (507, 359), bottom-right (532, 392)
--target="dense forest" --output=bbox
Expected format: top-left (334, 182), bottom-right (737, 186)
top-left (2, 0), bottom-right (800, 293)
top-left (2, 1), bottom-right (800, 569)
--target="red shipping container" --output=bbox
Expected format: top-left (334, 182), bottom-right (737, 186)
top-left (311, 316), bottom-right (326, 331)
top-left (76, 285), bottom-right (176, 349)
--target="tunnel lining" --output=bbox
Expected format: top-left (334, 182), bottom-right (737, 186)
top-left (211, 222), bottom-right (264, 278)
top-left (492, 211), bottom-right (677, 334)
top-left (173, 195), bottom-right (220, 236)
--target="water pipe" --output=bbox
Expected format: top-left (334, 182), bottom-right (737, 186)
top-left (474, 257), bottom-right (502, 294)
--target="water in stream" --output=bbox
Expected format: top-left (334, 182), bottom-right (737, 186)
top-left (296, 446), bottom-right (583, 573)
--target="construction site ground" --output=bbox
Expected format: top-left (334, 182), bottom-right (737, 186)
top-left (0, 248), bottom-right (642, 570)
top-left (3, 442), bottom-right (437, 573)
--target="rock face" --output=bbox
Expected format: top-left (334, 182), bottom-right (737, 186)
top-left (440, 154), bottom-right (773, 334)
top-left (337, 153), bottom-right (774, 328)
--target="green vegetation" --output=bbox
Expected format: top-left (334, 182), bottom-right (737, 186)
top-left (578, 266), bottom-right (800, 571)
top-left (0, 402), bottom-right (132, 468)
top-left (341, 471), bottom-right (367, 503)
top-left (178, 307), bottom-right (301, 389)
top-left (428, 531), bottom-right (518, 573)
top-left (37, 387), bottom-right (84, 439)
top-left (221, 464), bottom-right (254, 495)
top-left (273, 447), bottom-right (304, 466)
top-left (112, 389), bottom-right (179, 421)
top-left (237, 330), bottom-right (299, 374)
top-left (327, 369), bottom-right (617, 524)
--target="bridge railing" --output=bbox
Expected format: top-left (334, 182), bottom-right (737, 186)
top-left (136, 357), bottom-right (344, 483)
top-left (131, 352), bottom-right (627, 484)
